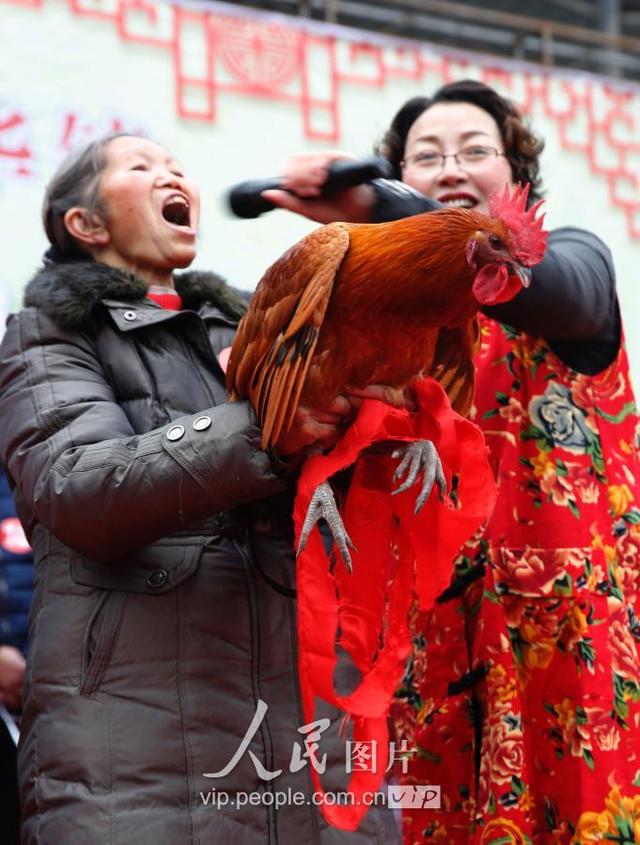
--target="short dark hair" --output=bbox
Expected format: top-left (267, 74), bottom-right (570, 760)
top-left (375, 79), bottom-right (545, 203)
top-left (42, 132), bottom-right (135, 261)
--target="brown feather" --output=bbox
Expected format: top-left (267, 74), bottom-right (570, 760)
top-left (227, 223), bottom-right (350, 448)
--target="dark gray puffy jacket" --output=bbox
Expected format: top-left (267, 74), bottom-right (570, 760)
top-left (0, 261), bottom-right (399, 845)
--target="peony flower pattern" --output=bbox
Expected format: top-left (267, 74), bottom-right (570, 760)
top-left (529, 383), bottom-right (597, 452)
top-left (573, 786), bottom-right (640, 844)
top-left (395, 318), bottom-right (640, 845)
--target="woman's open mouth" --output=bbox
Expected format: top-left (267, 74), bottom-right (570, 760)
top-left (162, 195), bottom-right (192, 228)
top-left (437, 193), bottom-right (478, 209)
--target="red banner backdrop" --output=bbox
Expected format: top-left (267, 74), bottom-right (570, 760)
top-left (2, 0), bottom-right (639, 239)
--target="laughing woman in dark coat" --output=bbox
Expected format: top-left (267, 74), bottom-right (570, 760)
top-left (0, 134), bottom-right (399, 845)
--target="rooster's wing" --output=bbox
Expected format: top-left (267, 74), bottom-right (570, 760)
top-left (227, 222), bottom-right (351, 448)
top-left (430, 319), bottom-right (480, 418)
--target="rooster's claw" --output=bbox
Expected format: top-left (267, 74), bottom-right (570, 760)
top-left (391, 440), bottom-right (447, 514)
top-left (297, 481), bottom-right (356, 572)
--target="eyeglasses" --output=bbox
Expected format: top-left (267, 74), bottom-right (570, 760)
top-left (401, 145), bottom-right (506, 172)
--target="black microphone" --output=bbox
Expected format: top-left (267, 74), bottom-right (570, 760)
top-left (227, 156), bottom-right (393, 218)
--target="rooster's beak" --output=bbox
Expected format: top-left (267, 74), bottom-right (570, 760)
top-left (509, 263), bottom-right (532, 288)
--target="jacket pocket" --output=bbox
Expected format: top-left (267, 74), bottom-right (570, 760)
top-left (79, 589), bottom-right (127, 697)
top-left (72, 540), bottom-right (206, 696)
top-left (70, 539), bottom-right (204, 594)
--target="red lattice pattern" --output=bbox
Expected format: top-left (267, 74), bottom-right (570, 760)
top-left (2, 0), bottom-right (639, 238)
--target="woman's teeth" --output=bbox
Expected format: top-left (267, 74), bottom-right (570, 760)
top-left (441, 197), bottom-right (476, 208)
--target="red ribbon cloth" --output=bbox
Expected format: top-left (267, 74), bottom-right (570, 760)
top-left (293, 377), bottom-right (496, 830)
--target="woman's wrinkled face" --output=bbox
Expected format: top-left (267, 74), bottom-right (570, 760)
top-left (401, 102), bottom-right (514, 215)
top-left (97, 136), bottom-right (200, 277)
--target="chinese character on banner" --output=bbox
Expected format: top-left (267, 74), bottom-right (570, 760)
top-left (345, 740), bottom-right (377, 774)
top-left (290, 718), bottom-right (330, 774)
top-left (57, 111), bottom-right (146, 155)
top-left (58, 112), bottom-right (100, 152)
top-left (0, 105), bottom-right (34, 177)
top-left (386, 739), bottom-right (411, 774)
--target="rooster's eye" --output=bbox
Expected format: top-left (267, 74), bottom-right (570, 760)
top-left (489, 235), bottom-right (503, 250)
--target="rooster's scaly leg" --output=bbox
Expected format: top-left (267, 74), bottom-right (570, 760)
top-left (297, 481), bottom-right (356, 573)
top-left (391, 440), bottom-right (447, 514)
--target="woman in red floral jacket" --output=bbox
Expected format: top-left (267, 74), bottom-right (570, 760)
top-left (266, 80), bottom-right (640, 844)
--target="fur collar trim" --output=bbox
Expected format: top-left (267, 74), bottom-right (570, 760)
top-left (24, 260), bottom-right (248, 331)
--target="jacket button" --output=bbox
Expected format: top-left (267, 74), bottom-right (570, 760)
top-left (193, 415), bottom-right (211, 431)
top-left (146, 569), bottom-right (168, 588)
top-left (166, 424), bottom-right (185, 441)
top-left (123, 310), bottom-right (138, 321)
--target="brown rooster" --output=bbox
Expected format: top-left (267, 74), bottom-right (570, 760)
top-left (227, 184), bottom-right (546, 563)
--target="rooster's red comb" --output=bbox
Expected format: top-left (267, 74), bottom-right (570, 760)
top-left (488, 183), bottom-right (547, 266)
